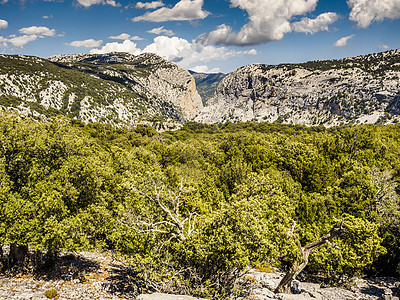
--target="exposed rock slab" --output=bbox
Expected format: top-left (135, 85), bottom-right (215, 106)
top-left (247, 270), bottom-right (400, 300)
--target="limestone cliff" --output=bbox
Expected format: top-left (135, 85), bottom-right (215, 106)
top-left (195, 49), bottom-right (400, 126)
top-left (0, 52), bottom-right (202, 125)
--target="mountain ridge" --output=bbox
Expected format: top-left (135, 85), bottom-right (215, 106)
top-left (0, 52), bottom-right (202, 126)
top-left (195, 48), bottom-right (400, 126)
top-left (1, 49), bottom-right (400, 127)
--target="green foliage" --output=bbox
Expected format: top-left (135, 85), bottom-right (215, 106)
top-left (44, 288), bottom-right (58, 299)
top-left (1, 113), bottom-right (399, 296)
top-left (309, 214), bottom-right (385, 279)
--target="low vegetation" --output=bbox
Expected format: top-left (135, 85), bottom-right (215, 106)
top-left (0, 114), bottom-right (399, 298)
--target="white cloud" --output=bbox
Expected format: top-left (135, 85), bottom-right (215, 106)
top-left (132, 0), bottom-right (210, 22)
top-left (190, 65), bottom-right (222, 73)
top-left (348, 0), bottom-right (400, 28)
top-left (147, 26), bottom-right (174, 36)
top-left (19, 26), bottom-right (56, 37)
top-left (8, 35), bottom-right (38, 47)
top-left (90, 40), bottom-right (142, 55)
top-left (105, 0), bottom-right (119, 7)
top-left (142, 36), bottom-right (257, 68)
top-left (197, 0), bottom-right (318, 46)
top-left (334, 34), bottom-right (355, 47)
top-left (69, 39), bottom-right (103, 47)
top-left (0, 25), bottom-right (57, 48)
top-left (89, 36), bottom-right (257, 69)
top-left (130, 36), bottom-right (143, 40)
top-left (77, 0), bottom-right (119, 7)
top-left (77, 0), bottom-right (102, 7)
top-left (42, 15), bottom-right (53, 19)
top-left (291, 12), bottom-right (339, 34)
top-left (0, 19), bottom-right (8, 30)
top-left (108, 33), bottom-right (143, 40)
top-left (378, 43), bottom-right (390, 50)
top-left (136, 1), bottom-right (164, 9)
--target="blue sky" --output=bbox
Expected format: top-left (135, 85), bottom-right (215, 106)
top-left (1, 0), bottom-right (400, 73)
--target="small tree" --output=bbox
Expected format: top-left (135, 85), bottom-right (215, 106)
top-left (275, 221), bottom-right (346, 293)
top-left (275, 214), bottom-right (385, 294)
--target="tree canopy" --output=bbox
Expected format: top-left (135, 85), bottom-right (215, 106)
top-left (0, 113), bottom-right (399, 298)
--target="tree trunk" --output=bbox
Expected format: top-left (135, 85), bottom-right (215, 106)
top-left (275, 222), bottom-right (347, 294)
top-left (9, 243), bottom-right (29, 267)
top-left (275, 259), bottom-right (308, 293)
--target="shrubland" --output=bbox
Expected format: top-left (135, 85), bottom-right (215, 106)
top-left (0, 114), bottom-right (399, 298)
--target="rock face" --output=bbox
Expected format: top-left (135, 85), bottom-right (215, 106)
top-left (245, 270), bottom-right (400, 300)
top-left (195, 49), bottom-right (400, 126)
top-left (0, 52), bottom-right (202, 125)
top-left (189, 71), bottom-right (226, 106)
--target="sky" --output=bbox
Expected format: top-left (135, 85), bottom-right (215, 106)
top-left (0, 0), bottom-right (400, 73)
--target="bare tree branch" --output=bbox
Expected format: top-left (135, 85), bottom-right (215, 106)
top-left (125, 180), bottom-right (197, 241)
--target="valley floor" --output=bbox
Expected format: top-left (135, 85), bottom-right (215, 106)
top-left (0, 251), bottom-right (399, 299)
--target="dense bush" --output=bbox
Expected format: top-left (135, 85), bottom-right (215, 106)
top-left (0, 113), bottom-right (399, 298)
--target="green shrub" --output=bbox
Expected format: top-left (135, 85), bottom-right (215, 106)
top-left (44, 288), bottom-right (58, 299)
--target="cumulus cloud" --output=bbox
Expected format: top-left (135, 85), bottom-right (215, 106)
top-left (197, 0), bottom-right (320, 46)
top-left (90, 40), bottom-right (142, 55)
top-left (19, 26), bottom-right (56, 37)
top-left (89, 36), bottom-right (257, 69)
top-left (143, 36), bottom-right (257, 68)
top-left (0, 25), bottom-right (57, 48)
top-left (136, 1), bottom-right (164, 9)
top-left (190, 65), bottom-right (222, 73)
top-left (6, 35), bottom-right (38, 47)
top-left (291, 12), bottom-right (338, 34)
top-left (147, 26), bottom-right (174, 36)
top-left (334, 34), bottom-right (355, 47)
top-left (132, 0), bottom-right (210, 22)
top-left (77, 0), bottom-right (119, 8)
top-left (348, 0), bottom-right (400, 28)
top-left (69, 39), bottom-right (103, 47)
top-left (0, 19), bottom-right (8, 30)
top-left (378, 43), bottom-right (390, 50)
top-left (109, 33), bottom-right (143, 40)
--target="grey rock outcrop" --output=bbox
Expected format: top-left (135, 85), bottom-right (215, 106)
top-left (246, 270), bottom-right (400, 300)
top-left (195, 49), bottom-right (400, 126)
top-left (0, 52), bottom-right (202, 126)
top-left (48, 53), bottom-right (203, 121)
top-left (189, 71), bottom-right (226, 106)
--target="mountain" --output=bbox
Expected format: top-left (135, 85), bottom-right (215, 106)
top-left (195, 49), bottom-right (400, 126)
top-left (189, 71), bottom-right (226, 106)
top-left (2, 50), bottom-right (400, 128)
top-left (0, 52), bottom-right (202, 125)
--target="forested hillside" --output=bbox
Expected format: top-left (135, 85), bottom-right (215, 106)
top-left (0, 112), bottom-right (399, 298)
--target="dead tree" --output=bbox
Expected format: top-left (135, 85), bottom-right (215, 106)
top-left (275, 221), bottom-right (347, 294)
top-left (124, 180), bottom-right (196, 241)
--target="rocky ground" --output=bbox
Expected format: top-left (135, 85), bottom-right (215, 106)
top-left (0, 250), bottom-right (399, 299)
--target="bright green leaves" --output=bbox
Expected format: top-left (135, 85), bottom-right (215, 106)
top-left (180, 173), bottom-right (295, 279)
top-left (0, 114), bottom-right (118, 254)
top-left (0, 114), bottom-right (399, 293)
top-left (309, 214), bottom-right (385, 278)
